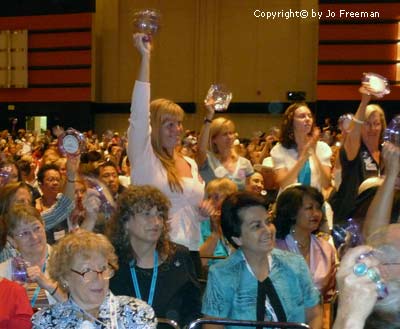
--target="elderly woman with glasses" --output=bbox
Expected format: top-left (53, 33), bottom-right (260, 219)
top-left (32, 230), bottom-right (156, 329)
top-left (0, 205), bottom-right (66, 310)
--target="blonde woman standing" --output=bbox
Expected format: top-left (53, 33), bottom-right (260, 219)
top-left (196, 105), bottom-right (253, 190)
top-left (127, 34), bottom-right (212, 277)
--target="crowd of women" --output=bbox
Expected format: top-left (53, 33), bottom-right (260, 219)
top-left (0, 32), bottom-right (399, 329)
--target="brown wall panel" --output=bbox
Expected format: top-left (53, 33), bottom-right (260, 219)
top-left (0, 13), bottom-right (92, 30)
top-left (0, 87), bottom-right (91, 102)
top-left (29, 32), bottom-right (91, 48)
top-left (29, 50), bottom-right (91, 66)
top-left (318, 85), bottom-right (400, 101)
top-left (319, 44), bottom-right (397, 61)
top-left (319, 3), bottom-right (400, 20)
top-left (29, 69), bottom-right (91, 84)
top-left (318, 65), bottom-right (396, 81)
top-left (319, 23), bottom-right (398, 41)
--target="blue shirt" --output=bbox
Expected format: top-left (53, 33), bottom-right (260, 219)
top-left (202, 248), bottom-right (320, 328)
top-left (200, 220), bottom-right (230, 265)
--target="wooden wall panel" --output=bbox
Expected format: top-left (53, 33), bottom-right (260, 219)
top-left (29, 69), bottom-right (91, 85)
top-left (29, 32), bottom-right (91, 48)
top-left (0, 13), bottom-right (93, 30)
top-left (319, 44), bottom-right (397, 61)
top-left (0, 12), bottom-right (93, 102)
top-left (318, 65), bottom-right (395, 81)
top-left (317, 2), bottom-right (399, 101)
top-left (318, 85), bottom-right (400, 101)
top-left (0, 87), bottom-right (91, 101)
top-left (29, 50), bottom-right (91, 66)
top-left (319, 23), bottom-right (398, 41)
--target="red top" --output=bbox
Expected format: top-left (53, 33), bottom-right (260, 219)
top-left (0, 278), bottom-right (33, 329)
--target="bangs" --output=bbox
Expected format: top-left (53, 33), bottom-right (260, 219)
top-left (161, 111), bottom-right (184, 124)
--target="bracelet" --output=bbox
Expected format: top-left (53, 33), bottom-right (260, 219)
top-left (352, 117), bottom-right (365, 125)
top-left (50, 284), bottom-right (58, 296)
top-left (204, 117), bottom-right (213, 124)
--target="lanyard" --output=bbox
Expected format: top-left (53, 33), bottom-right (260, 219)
top-left (30, 250), bottom-right (48, 307)
top-left (129, 250), bottom-right (158, 306)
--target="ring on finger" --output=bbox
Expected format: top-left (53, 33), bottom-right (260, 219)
top-left (353, 262), bottom-right (368, 277)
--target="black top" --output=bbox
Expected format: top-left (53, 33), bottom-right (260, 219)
top-left (330, 142), bottom-right (381, 225)
top-left (110, 243), bottom-right (202, 327)
top-left (256, 277), bottom-right (286, 328)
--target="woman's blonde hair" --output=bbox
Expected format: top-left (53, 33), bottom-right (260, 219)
top-left (206, 177), bottom-right (238, 196)
top-left (208, 117), bottom-right (236, 155)
top-left (366, 104), bottom-right (387, 143)
top-left (150, 98), bottom-right (185, 193)
top-left (48, 231), bottom-right (118, 293)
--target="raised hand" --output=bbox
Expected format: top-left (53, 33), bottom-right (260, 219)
top-left (133, 32), bottom-right (151, 57)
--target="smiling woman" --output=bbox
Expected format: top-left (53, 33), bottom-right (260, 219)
top-left (32, 230), bottom-right (156, 329)
top-left (127, 33), bottom-right (212, 277)
top-left (107, 185), bottom-right (202, 328)
top-left (274, 185), bottom-right (337, 302)
top-left (202, 192), bottom-right (323, 329)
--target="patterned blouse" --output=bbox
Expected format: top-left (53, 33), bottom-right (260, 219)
top-left (32, 291), bottom-right (157, 329)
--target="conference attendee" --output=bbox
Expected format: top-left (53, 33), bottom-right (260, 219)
top-left (108, 185), bottom-right (202, 327)
top-left (270, 103), bottom-right (332, 192)
top-left (333, 236), bottom-right (400, 329)
top-left (274, 185), bottom-right (337, 302)
top-left (196, 105), bottom-right (253, 189)
top-left (330, 83), bottom-right (387, 224)
top-left (202, 192), bottom-right (323, 329)
top-left (96, 160), bottom-right (125, 201)
top-left (0, 205), bottom-right (66, 309)
top-left (0, 212), bottom-right (33, 328)
top-left (32, 230), bottom-right (156, 328)
top-left (35, 155), bottom-right (78, 243)
top-left (127, 33), bottom-right (212, 275)
top-left (200, 178), bottom-right (237, 268)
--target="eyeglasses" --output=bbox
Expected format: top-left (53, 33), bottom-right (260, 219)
top-left (70, 265), bottom-right (115, 282)
top-left (14, 225), bottom-right (44, 240)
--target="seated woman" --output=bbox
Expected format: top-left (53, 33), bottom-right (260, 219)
top-left (200, 178), bottom-right (238, 267)
top-left (108, 185), bottom-right (202, 327)
top-left (0, 215), bottom-right (32, 329)
top-left (0, 205), bottom-right (66, 309)
top-left (202, 191), bottom-right (322, 329)
top-left (270, 103), bottom-right (332, 193)
top-left (32, 230), bottom-right (156, 328)
top-left (196, 104), bottom-right (253, 190)
top-left (274, 185), bottom-right (337, 302)
top-left (0, 182), bottom-right (33, 262)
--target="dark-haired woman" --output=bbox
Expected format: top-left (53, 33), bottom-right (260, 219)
top-left (202, 191), bottom-right (322, 329)
top-left (108, 185), bottom-right (201, 328)
top-left (270, 103), bottom-right (332, 192)
top-left (274, 185), bottom-right (336, 328)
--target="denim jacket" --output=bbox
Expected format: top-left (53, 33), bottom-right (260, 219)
top-left (202, 248), bottom-right (320, 328)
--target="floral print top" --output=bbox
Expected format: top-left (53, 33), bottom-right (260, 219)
top-left (32, 291), bottom-right (156, 329)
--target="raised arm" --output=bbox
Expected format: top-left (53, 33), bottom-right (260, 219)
top-left (63, 154), bottom-right (79, 203)
top-left (133, 33), bottom-right (151, 83)
top-left (363, 142), bottom-right (400, 238)
top-left (127, 33), bottom-right (153, 184)
top-left (195, 103), bottom-right (215, 167)
top-left (343, 85), bottom-right (372, 161)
